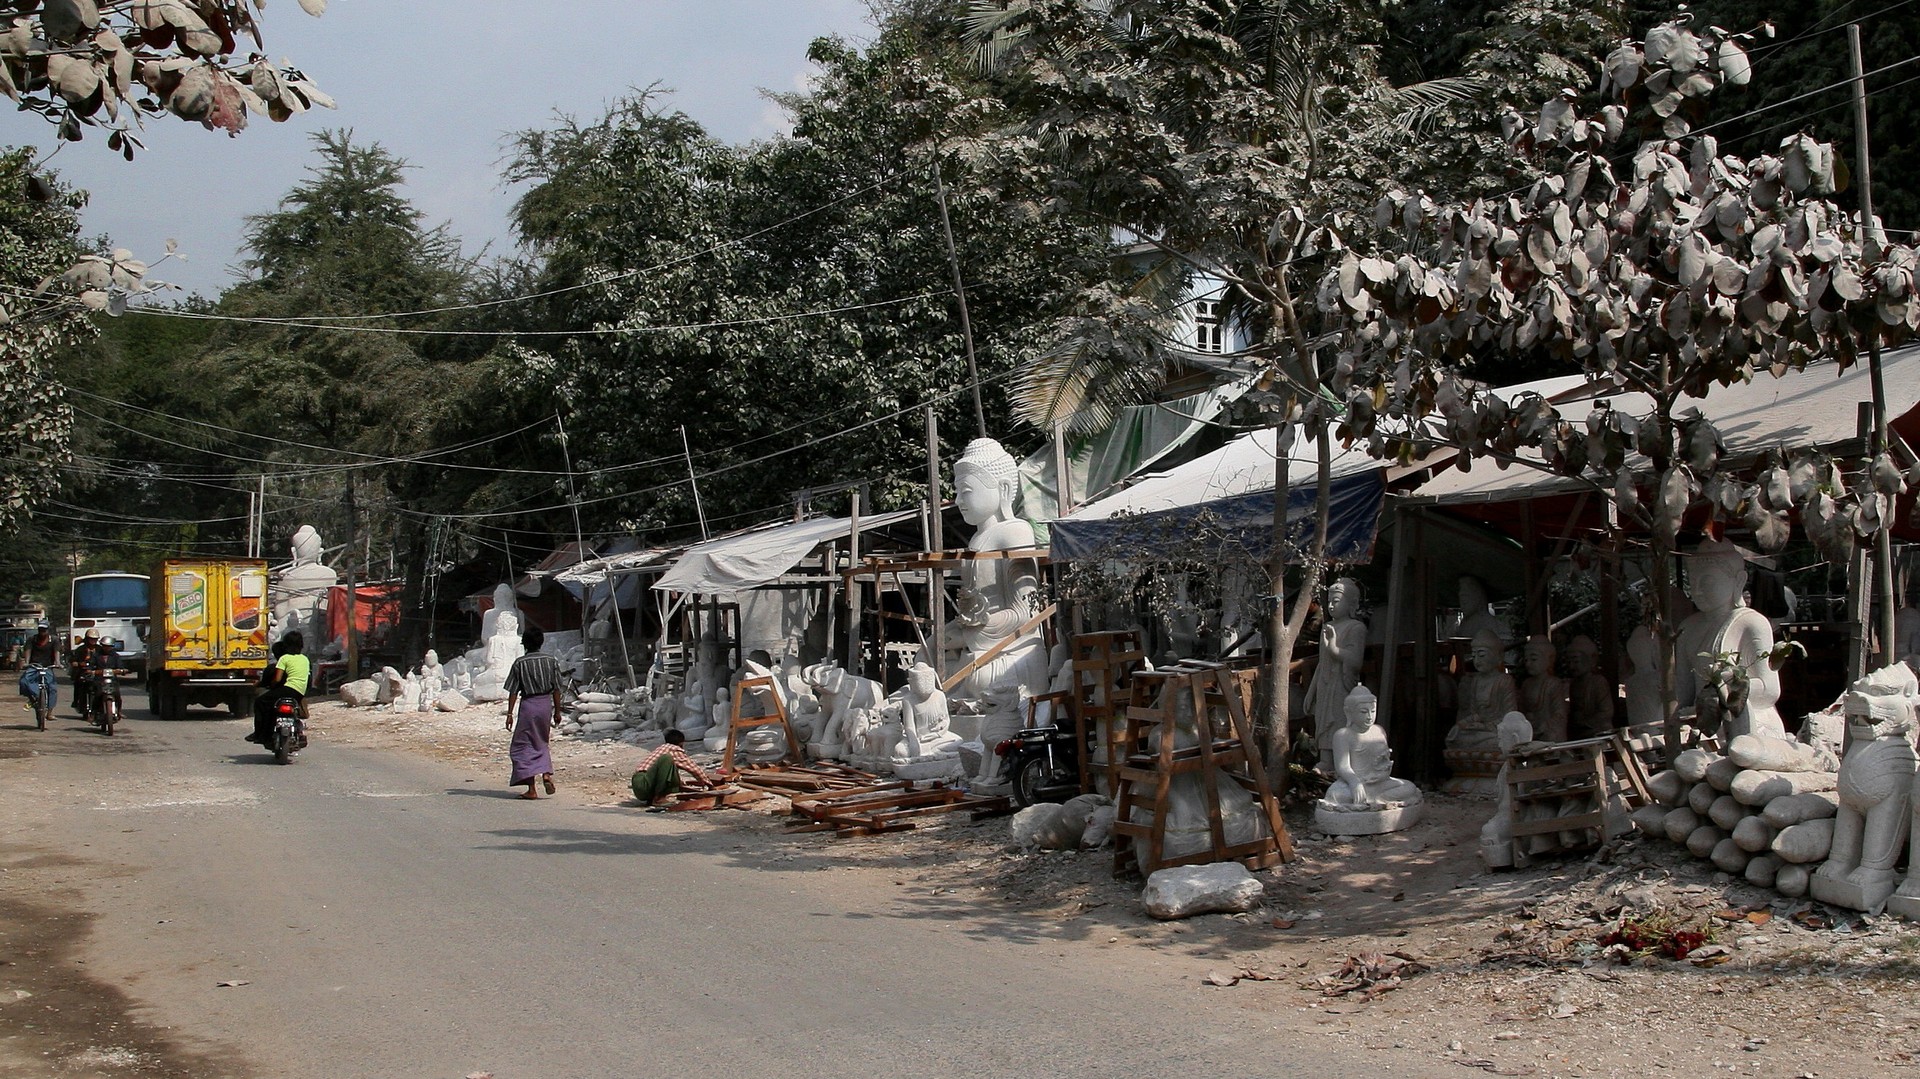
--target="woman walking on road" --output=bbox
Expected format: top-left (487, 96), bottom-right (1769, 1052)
top-left (503, 627), bottom-right (563, 800)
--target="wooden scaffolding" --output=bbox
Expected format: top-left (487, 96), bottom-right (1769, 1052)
top-left (1110, 660), bottom-right (1293, 877)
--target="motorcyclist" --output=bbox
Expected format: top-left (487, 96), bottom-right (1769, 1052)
top-left (16, 620), bottom-right (58, 711)
top-left (249, 630), bottom-right (310, 745)
top-left (68, 629), bottom-right (99, 717)
top-left (80, 637), bottom-right (124, 724)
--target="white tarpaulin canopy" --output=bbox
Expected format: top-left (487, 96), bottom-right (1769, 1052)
top-left (1048, 426), bottom-right (1386, 562)
top-left (1405, 348), bottom-right (1920, 506)
top-left (552, 547), bottom-right (679, 587)
top-left (652, 509), bottom-right (918, 596)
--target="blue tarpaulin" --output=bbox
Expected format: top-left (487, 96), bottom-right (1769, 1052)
top-left (1046, 426), bottom-right (1386, 564)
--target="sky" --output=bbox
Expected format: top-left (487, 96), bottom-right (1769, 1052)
top-left (30, 1), bottom-right (879, 298)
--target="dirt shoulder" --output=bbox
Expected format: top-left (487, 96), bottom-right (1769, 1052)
top-left (322, 701), bottom-right (1916, 1078)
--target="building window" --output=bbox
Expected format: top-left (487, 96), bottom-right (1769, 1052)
top-left (1192, 298), bottom-right (1224, 353)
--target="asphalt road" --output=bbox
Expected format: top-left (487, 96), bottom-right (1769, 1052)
top-left (0, 678), bottom-right (1433, 1079)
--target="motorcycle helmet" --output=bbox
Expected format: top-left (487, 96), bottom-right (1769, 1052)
top-left (35, 618), bottom-right (48, 629)
top-left (83, 628), bottom-right (98, 640)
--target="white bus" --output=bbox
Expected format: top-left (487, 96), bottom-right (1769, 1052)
top-left (70, 572), bottom-right (152, 665)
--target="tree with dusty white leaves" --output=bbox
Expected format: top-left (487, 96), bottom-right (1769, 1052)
top-left (1320, 18), bottom-right (1920, 759)
top-left (4, 0), bottom-right (332, 156)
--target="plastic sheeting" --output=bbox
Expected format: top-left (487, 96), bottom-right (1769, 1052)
top-left (1049, 426), bottom-right (1385, 563)
top-left (1018, 381), bottom-right (1249, 540)
top-left (652, 509), bottom-right (918, 596)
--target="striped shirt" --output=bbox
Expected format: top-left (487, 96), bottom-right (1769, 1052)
top-left (635, 743), bottom-right (713, 787)
top-left (503, 652), bottom-right (563, 697)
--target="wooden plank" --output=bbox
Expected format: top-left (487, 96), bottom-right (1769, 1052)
top-left (938, 603), bottom-right (1058, 694)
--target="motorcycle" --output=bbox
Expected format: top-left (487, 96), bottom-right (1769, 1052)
top-left (86, 668), bottom-right (122, 736)
top-left (21, 664), bottom-right (55, 731)
top-left (264, 693), bottom-right (304, 765)
top-left (996, 716), bottom-right (1092, 808)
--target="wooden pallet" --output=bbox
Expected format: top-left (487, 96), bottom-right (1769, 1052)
top-left (1110, 660), bottom-right (1292, 877)
top-left (1505, 730), bottom-right (1655, 867)
top-left (786, 781), bottom-right (1012, 837)
top-left (730, 761), bottom-right (880, 795)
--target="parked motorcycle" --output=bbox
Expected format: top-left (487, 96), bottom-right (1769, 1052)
top-left (21, 663), bottom-right (55, 731)
top-left (997, 718), bottom-right (1092, 808)
top-left (86, 668), bottom-right (122, 736)
top-left (264, 693), bottom-right (303, 765)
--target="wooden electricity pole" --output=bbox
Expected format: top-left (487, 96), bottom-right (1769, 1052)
top-left (1849, 22), bottom-right (1897, 666)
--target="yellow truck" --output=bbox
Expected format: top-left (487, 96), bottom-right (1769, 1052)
top-left (147, 559), bottom-right (271, 720)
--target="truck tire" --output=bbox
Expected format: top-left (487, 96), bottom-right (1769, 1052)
top-left (228, 689), bottom-right (252, 717)
top-left (148, 676), bottom-right (163, 716)
top-left (157, 680), bottom-right (183, 722)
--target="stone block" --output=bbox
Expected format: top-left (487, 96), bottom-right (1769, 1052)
top-left (1674, 748), bottom-right (1718, 783)
top-left (433, 690), bottom-right (469, 712)
top-left (1710, 837), bottom-right (1750, 874)
top-left (1662, 807), bottom-right (1702, 844)
top-left (1771, 818), bottom-right (1835, 864)
top-left (1733, 769), bottom-right (1838, 807)
top-left (1705, 756), bottom-right (1741, 793)
top-left (1744, 853), bottom-right (1781, 888)
top-left (1686, 824), bottom-right (1726, 859)
top-left (1761, 790), bottom-right (1841, 827)
top-left (1732, 816), bottom-right (1778, 853)
top-left (1775, 863), bottom-right (1811, 898)
top-left (1142, 862), bottom-right (1264, 921)
top-left (337, 678), bottom-right (381, 707)
top-left (1628, 804), bottom-right (1670, 835)
top-left (1708, 794), bottom-right (1746, 831)
top-left (1688, 782), bottom-right (1718, 815)
top-left (1647, 770), bottom-right (1687, 807)
top-left (1729, 733), bottom-right (1827, 774)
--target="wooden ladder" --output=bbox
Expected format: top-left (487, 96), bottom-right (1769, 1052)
top-left (1069, 630), bottom-right (1145, 796)
top-left (721, 676), bottom-right (804, 772)
top-left (1109, 661), bottom-right (1293, 878)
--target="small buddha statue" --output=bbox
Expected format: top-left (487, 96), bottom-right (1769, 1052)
top-left (1444, 628), bottom-right (1520, 788)
top-left (1518, 634), bottom-right (1569, 743)
top-left (1564, 635), bottom-right (1614, 739)
top-left (1304, 577), bottom-right (1367, 771)
top-left (890, 662), bottom-right (959, 757)
top-left (1313, 685), bottom-right (1423, 835)
top-left (1621, 625), bottom-right (1664, 729)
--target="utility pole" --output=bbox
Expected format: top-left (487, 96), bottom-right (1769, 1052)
top-left (343, 472), bottom-right (359, 679)
top-left (932, 160), bottom-right (987, 438)
top-left (925, 405), bottom-right (946, 679)
top-left (680, 424), bottom-right (710, 541)
top-left (1849, 22), bottom-right (1897, 666)
top-left (557, 410), bottom-right (634, 684)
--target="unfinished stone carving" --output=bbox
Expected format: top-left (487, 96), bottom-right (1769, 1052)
top-left (1479, 712), bottom-right (1536, 868)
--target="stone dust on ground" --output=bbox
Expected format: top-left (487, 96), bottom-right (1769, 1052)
top-left (330, 702), bottom-right (1920, 1076)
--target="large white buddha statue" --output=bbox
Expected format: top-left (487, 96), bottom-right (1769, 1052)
top-left (271, 525), bottom-right (338, 654)
top-left (949, 437), bottom-right (1050, 787)
top-left (467, 584), bottom-right (525, 703)
top-left (1672, 539), bottom-right (1785, 742)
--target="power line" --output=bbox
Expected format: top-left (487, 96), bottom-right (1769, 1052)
top-left (162, 169), bottom-right (909, 326)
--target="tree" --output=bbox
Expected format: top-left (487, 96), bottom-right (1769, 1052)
top-left (208, 130), bottom-right (478, 664)
top-left (962, 0), bottom-right (1512, 785)
top-left (0, 148), bottom-right (93, 532)
top-left (1322, 19), bottom-right (1919, 758)
top-left (499, 7), bottom-right (1109, 538)
top-left (2, 0), bottom-right (332, 155)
